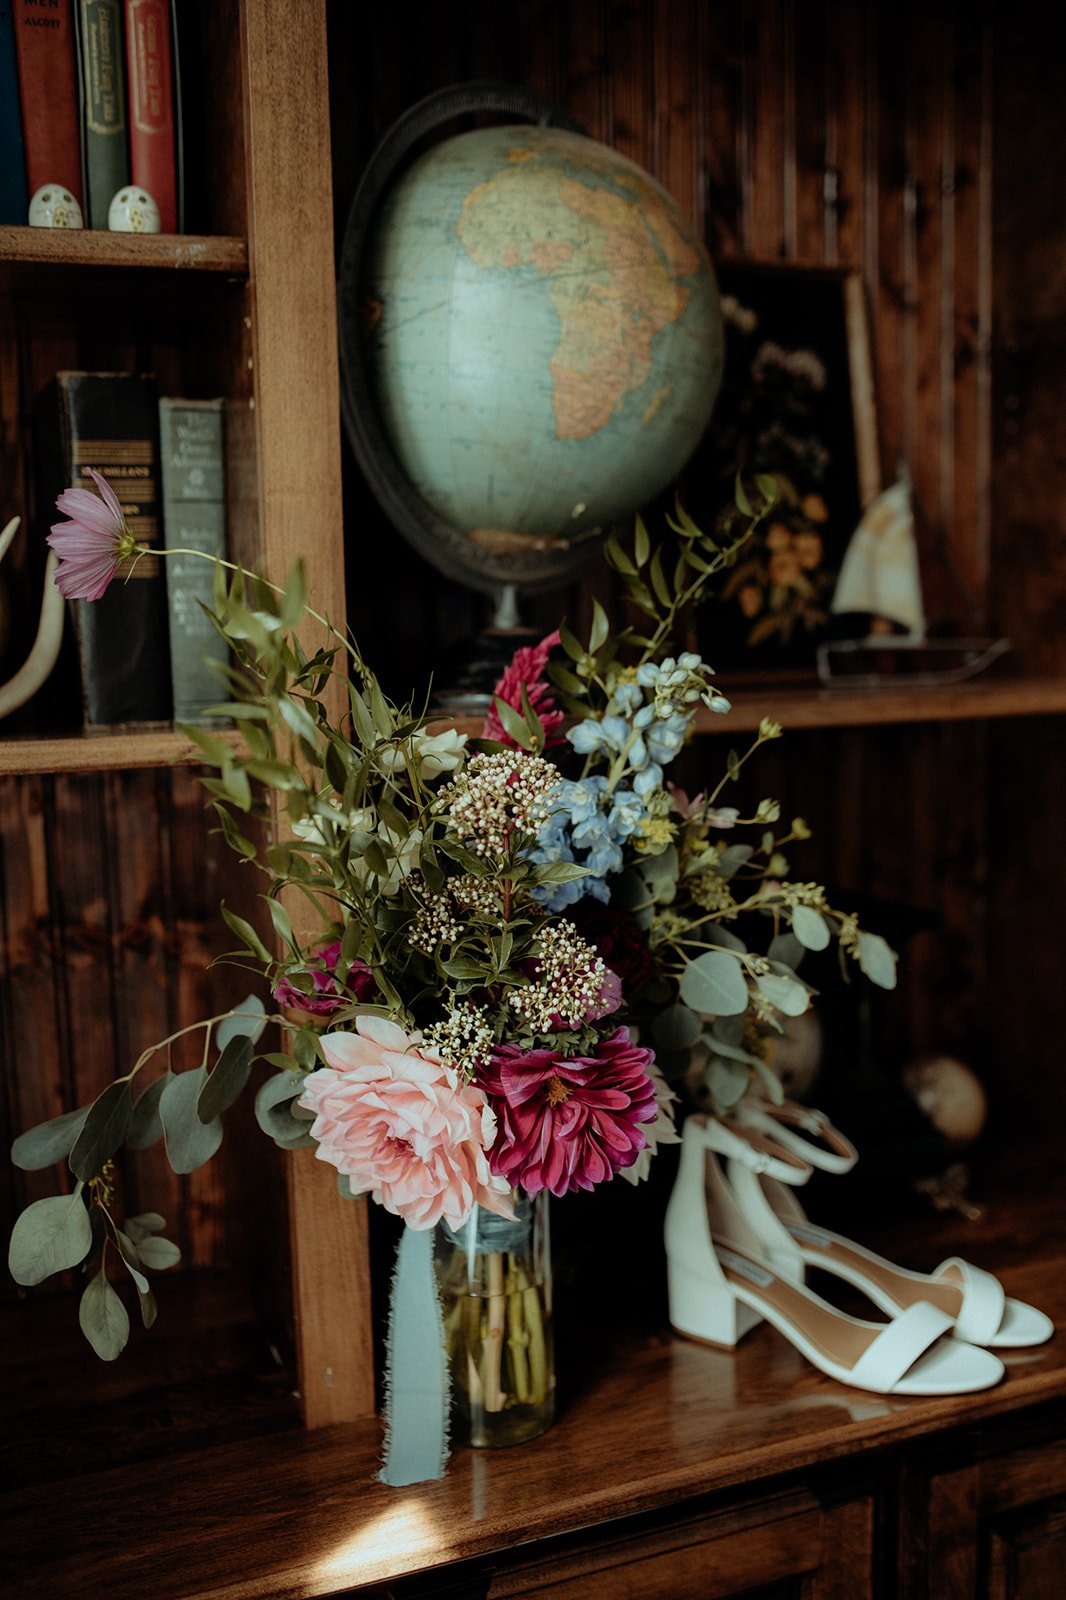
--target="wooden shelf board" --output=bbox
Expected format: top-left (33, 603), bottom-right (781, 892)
top-left (444, 673), bottom-right (1066, 741)
top-left (0, 226), bottom-right (248, 277)
top-left (0, 727), bottom-right (246, 777)
top-left (9, 674), bottom-right (1066, 778)
top-left (702, 672), bottom-right (1066, 732)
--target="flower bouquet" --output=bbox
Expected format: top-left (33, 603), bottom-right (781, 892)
top-left (7, 472), bottom-right (895, 1484)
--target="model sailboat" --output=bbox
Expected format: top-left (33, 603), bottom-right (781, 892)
top-left (817, 474), bottom-right (1010, 687)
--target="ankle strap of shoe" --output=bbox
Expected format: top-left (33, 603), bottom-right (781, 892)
top-left (690, 1116), bottom-right (812, 1185)
top-left (737, 1099), bottom-right (858, 1174)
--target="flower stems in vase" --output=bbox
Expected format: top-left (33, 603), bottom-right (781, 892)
top-left (436, 1192), bottom-right (554, 1447)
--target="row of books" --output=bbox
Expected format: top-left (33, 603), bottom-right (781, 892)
top-left (1, 0), bottom-right (180, 230)
top-left (52, 372), bottom-right (228, 729)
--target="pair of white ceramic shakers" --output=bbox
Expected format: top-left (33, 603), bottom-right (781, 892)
top-left (664, 1101), bottom-right (1053, 1396)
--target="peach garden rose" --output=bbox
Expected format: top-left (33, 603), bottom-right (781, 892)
top-left (297, 1014), bottom-right (515, 1230)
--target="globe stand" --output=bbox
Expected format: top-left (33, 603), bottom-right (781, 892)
top-left (431, 584), bottom-right (539, 716)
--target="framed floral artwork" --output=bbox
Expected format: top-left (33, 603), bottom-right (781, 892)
top-left (688, 260), bottom-right (880, 676)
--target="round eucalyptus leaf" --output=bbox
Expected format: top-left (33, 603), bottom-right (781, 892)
top-left (11, 1106), bottom-right (89, 1172)
top-left (706, 1055), bottom-right (750, 1109)
top-left (756, 972), bottom-right (811, 1018)
top-left (858, 931), bottom-right (898, 990)
top-left (254, 1069), bottom-right (316, 1150)
top-left (114, 1230), bottom-right (150, 1294)
top-left (216, 993), bottom-right (268, 1051)
top-left (127, 1075), bottom-right (169, 1151)
top-left (679, 950), bottom-right (749, 1016)
top-left (160, 1069), bottom-right (224, 1175)
top-left (125, 1212), bottom-right (166, 1242)
top-left (79, 1271), bottom-right (130, 1361)
top-left (69, 1080), bottom-right (133, 1182)
top-left (138, 1285), bottom-right (158, 1330)
top-left (767, 932), bottom-right (805, 971)
top-left (197, 1036), bottom-right (254, 1124)
top-left (9, 1193), bottom-right (93, 1286)
top-left (652, 1003), bottom-right (703, 1053)
top-left (791, 905), bottom-right (831, 952)
top-left (135, 1236), bottom-right (182, 1271)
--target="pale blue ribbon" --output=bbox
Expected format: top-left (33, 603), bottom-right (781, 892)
top-left (379, 1223), bottom-right (450, 1486)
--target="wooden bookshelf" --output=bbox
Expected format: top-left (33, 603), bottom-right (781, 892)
top-left (0, 0), bottom-right (372, 1435)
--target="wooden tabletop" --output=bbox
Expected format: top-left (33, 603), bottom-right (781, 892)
top-left (2, 1167), bottom-right (1064, 1600)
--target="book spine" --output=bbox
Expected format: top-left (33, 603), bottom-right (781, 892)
top-left (159, 398), bottom-right (229, 724)
top-left (75, 0), bottom-right (128, 226)
top-left (12, 0), bottom-right (83, 203)
top-left (58, 372), bottom-right (172, 725)
top-left (124, 0), bottom-right (175, 231)
top-left (0, 5), bottom-right (29, 222)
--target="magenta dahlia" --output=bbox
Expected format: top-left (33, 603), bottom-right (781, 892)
top-left (481, 630), bottom-right (566, 748)
top-left (478, 1028), bottom-right (659, 1197)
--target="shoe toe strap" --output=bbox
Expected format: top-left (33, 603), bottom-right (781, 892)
top-left (849, 1302), bottom-right (956, 1392)
top-left (934, 1257), bottom-right (1006, 1345)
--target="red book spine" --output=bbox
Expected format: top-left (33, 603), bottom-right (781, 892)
top-left (123, 0), bottom-right (174, 231)
top-left (13, 0), bottom-right (83, 202)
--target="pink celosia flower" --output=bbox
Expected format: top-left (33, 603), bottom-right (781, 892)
top-left (48, 469), bottom-right (138, 600)
top-left (298, 1015), bottom-right (515, 1230)
top-left (272, 940), bottom-right (374, 1017)
top-left (481, 630), bottom-right (566, 748)
top-left (478, 1027), bottom-right (659, 1198)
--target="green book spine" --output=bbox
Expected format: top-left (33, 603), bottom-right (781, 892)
top-left (159, 398), bottom-right (229, 724)
top-left (58, 371), bottom-right (172, 726)
top-left (76, 0), bottom-right (128, 226)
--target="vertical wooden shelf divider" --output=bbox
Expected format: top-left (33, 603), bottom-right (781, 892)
top-left (240, 0), bottom-right (375, 1427)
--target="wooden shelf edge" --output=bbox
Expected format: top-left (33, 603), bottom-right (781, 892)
top-left (0, 226), bottom-right (248, 276)
top-left (0, 727), bottom-right (245, 777)
top-left (438, 674), bottom-right (1066, 742)
top-left (705, 673), bottom-right (1066, 732)
top-left (7, 674), bottom-right (1063, 778)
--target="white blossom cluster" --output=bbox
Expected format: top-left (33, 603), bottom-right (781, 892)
top-left (511, 919), bottom-right (608, 1032)
top-left (421, 1004), bottom-right (497, 1080)
top-left (408, 889), bottom-right (464, 955)
top-left (438, 750), bottom-right (560, 857)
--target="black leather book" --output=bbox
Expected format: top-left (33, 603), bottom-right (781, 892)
top-left (56, 371), bottom-right (173, 727)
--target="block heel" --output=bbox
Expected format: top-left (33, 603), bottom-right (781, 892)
top-left (667, 1259), bottom-right (764, 1348)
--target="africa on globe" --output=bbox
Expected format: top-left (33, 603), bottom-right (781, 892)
top-left (359, 124), bottom-right (724, 558)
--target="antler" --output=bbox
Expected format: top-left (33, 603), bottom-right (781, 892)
top-left (0, 517), bottom-right (66, 719)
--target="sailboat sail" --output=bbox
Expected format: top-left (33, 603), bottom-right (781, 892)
top-left (830, 477), bottom-right (925, 637)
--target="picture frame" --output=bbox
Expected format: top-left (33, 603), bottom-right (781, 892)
top-left (688, 259), bottom-right (880, 678)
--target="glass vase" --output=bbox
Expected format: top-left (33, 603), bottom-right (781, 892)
top-left (434, 1190), bottom-right (554, 1448)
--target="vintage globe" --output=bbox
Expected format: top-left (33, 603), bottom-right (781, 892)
top-left (342, 116), bottom-right (724, 594)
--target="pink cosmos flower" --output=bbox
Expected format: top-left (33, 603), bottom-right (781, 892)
top-left (298, 1015), bottom-right (515, 1230)
top-left (272, 940), bottom-right (374, 1017)
top-left (478, 1027), bottom-right (659, 1198)
top-left (48, 469), bottom-right (137, 600)
top-left (667, 783), bottom-right (739, 829)
top-left (481, 630), bottom-right (566, 748)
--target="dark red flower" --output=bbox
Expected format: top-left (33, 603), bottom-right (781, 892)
top-left (272, 940), bottom-right (374, 1017)
top-left (477, 1028), bottom-right (658, 1197)
top-left (566, 901), bottom-right (657, 995)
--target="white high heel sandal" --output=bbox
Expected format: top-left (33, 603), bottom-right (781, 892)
top-left (664, 1116), bottom-right (1004, 1396)
top-left (733, 1098), bottom-right (1054, 1350)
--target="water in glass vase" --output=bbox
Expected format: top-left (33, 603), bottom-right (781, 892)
top-left (435, 1190), bottom-right (554, 1448)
